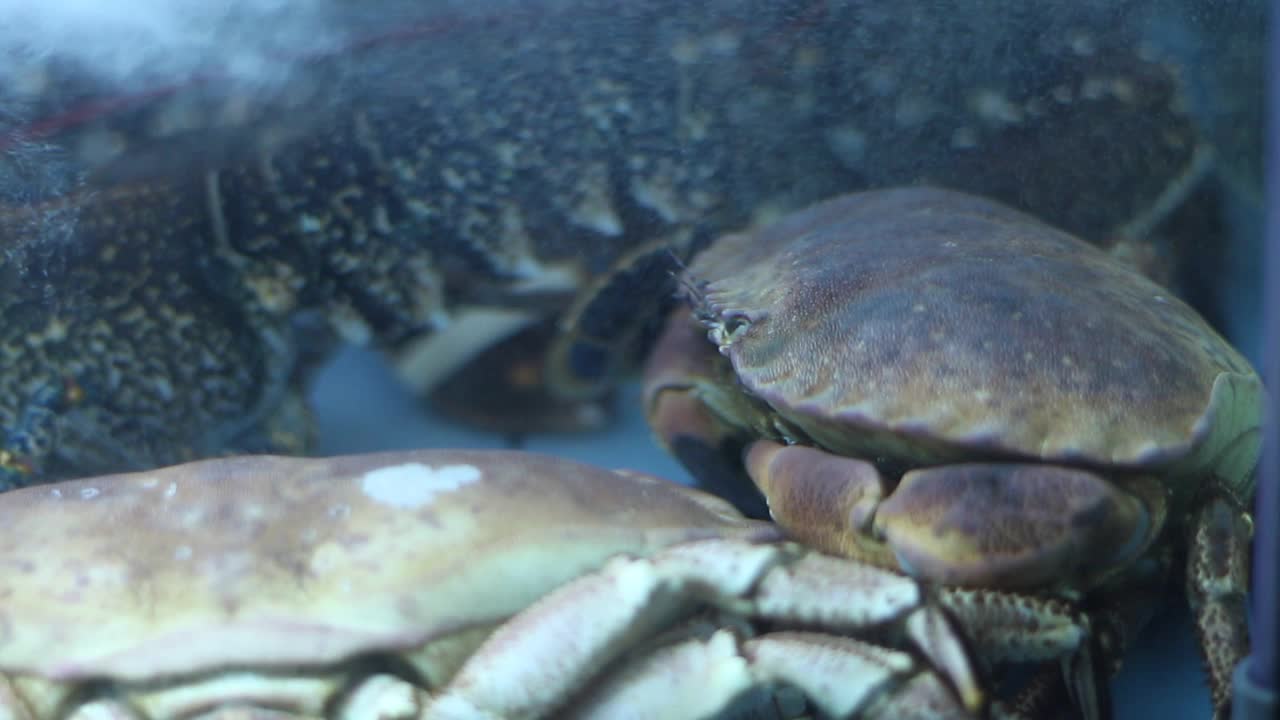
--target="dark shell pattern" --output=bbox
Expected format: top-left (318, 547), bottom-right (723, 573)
top-left (688, 187), bottom-right (1261, 491)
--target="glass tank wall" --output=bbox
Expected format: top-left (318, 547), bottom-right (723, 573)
top-left (0, 2), bottom-right (1266, 718)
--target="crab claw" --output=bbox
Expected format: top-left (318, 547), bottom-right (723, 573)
top-left (875, 464), bottom-right (1164, 590)
top-left (746, 439), bottom-right (1166, 591)
top-left (644, 306), bottom-right (769, 518)
top-left (744, 439), bottom-right (896, 567)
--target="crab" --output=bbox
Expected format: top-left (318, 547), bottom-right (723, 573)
top-left (1, 1), bottom-right (1223, 489)
top-left (643, 187), bottom-right (1263, 718)
top-left (0, 446), bottom-right (1141, 719)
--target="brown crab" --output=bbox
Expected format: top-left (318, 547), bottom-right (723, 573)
top-left (2, 0), bottom-right (1227, 490)
top-left (644, 187), bottom-right (1262, 718)
top-left (0, 447), bottom-right (1127, 719)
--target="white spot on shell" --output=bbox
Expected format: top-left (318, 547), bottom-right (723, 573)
top-left (49, 488), bottom-right (63, 499)
top-left (360, 463), bottom-right (482, 509)
top-left (174, 545), bottom-right (193, 561)
top-left (79, 487), bottom-right (100, 499)
top-left (140, 477), bottom-right (160, 489)
top-left (164, 483), bottom-right (178, 499)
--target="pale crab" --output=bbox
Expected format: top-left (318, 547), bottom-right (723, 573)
top-left (643, 187), bottom-right (1263, 718)
top-left (0, 447), bottom-right (1119, 720)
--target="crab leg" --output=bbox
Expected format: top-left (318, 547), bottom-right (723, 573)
top-left (1186, 494), bottom-right (1253, 718)
top-left (568, 629), bottom-right (973, 720)
top-left (335, 675), bottom-right (432, 720)
top-left (642, 305), bottom-right (772, 519)
top-left (422, 538), bottom-right (986, 720)
top-left (1, 676), bottom-right (68, 720)
top-left (746, 440), bottom-right (1167, 591)
top-left (989, 665), bottom-right (1078, 720)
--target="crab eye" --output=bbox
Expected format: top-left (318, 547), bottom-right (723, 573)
top-left (720, 314), bottom-right (751, 339)
top-left (708, 313), bottom-right (753, 350)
